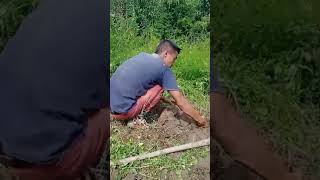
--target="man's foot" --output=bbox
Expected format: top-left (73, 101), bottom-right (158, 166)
top-left (127, 117), bottom-right (148, 129)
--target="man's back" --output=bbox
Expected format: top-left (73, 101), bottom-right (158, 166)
top-left (110, 52), bottom-right (178, 114)
top-left (0, 0), bottom-right (107, 164)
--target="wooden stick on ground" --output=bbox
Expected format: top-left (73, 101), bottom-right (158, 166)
top-left (113, 138), bottom-right (210, 166)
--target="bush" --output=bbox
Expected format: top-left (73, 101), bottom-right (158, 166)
top-left (111, 0), bottom-right (210, 42)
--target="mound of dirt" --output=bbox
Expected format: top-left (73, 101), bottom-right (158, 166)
top-left (157, 108), bottom-right (210, 143)
top-left (117, 106), bottom-right (210, 149)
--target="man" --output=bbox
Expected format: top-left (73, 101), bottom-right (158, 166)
top-left (111, 40), bottom-right (207, 127)
top-left (211, 61), bottom-right (302, 180)
top-left (0, 0), bottom-right (108, 179)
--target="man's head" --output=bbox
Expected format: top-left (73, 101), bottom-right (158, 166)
top-left (155, 39), bottom-right (182, 67)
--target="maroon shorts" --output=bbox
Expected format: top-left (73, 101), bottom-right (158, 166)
top-left (8, 107), bottom-right (109, 180)
top-left (111, 85), bottom-right (164, 120)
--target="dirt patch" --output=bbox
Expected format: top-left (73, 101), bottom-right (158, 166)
top-left (157, 108), bottom-right (210, 143)
top-left (114, 105), bottom-right (210, 148)
top-left (111, 103), bottom-right (210, 179)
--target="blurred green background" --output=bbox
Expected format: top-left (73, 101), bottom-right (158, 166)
top-left (213, 1), bottom-right (320, 179)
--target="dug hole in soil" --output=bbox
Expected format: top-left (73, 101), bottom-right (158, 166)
top-left (111, 103), bottom-right (210, 180)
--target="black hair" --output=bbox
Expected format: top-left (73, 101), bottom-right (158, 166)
top-left (155, 39), bottom-right (182, 54)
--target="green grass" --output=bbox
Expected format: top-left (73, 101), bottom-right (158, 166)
top-left (111, 128), bottom-right (209, 179)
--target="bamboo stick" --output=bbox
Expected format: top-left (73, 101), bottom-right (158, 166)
top-left (114, 138), bottom-right (210, 166)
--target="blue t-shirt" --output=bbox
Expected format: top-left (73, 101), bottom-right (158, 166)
top-left (110, 52), bottom-right (179, 113)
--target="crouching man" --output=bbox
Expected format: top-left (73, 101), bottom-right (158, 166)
top-left (110, 40), bottom-right (207, 127)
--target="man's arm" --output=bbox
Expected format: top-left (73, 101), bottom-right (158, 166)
top-left (168, 90), bottom-right (207, 127)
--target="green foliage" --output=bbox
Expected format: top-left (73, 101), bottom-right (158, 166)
top-left (213, 0), bottom-right (320, 179)
top-left (0, 0), bottom-right (38, 51)
top-left (111, 0), bottom-right (210, 42)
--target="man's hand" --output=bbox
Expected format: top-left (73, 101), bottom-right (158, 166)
top-left (197, 115), bottom-right (208, 127)
top-left (196, 117), bottom-right (207, 127)
top-left (168, 90), bottom-right (207, 127)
